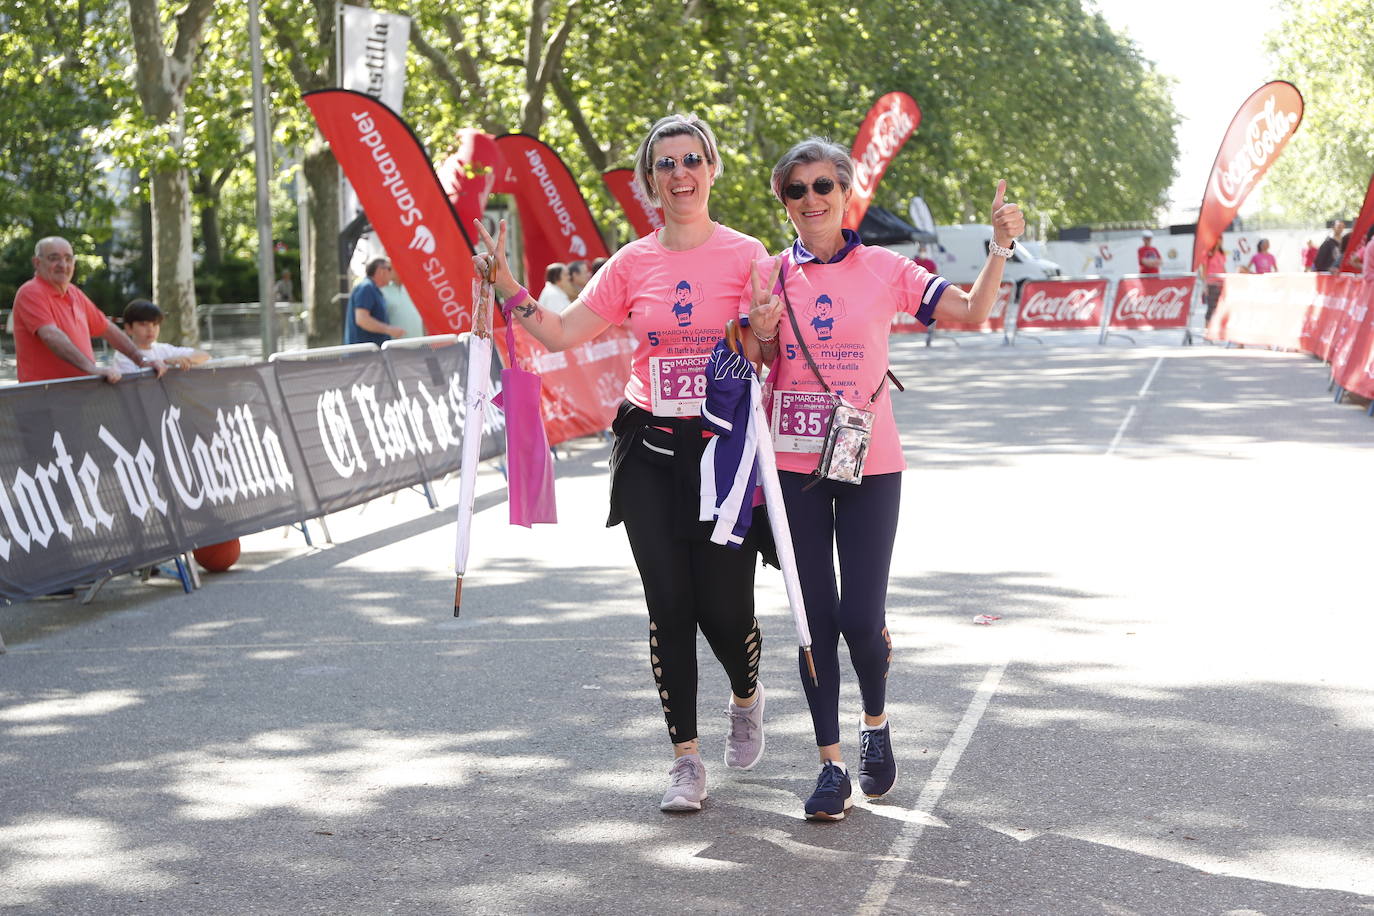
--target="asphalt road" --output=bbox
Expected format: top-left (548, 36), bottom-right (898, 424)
top-left (3, 335), bottom-right (1373, 915)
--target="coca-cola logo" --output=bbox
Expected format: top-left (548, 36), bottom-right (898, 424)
top-left (1116, 285), bottom-right (1188, 321)
top-left (853, 98), bottom-right (916, 198)
top-left (1209, 95), bottom-right (1300, 209)
top-left (1022, 287), bottom-right (1101, 322)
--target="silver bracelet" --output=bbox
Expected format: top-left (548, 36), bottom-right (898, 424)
top-left (989, 240), bottom-right (1015, 258)
top-left (753, 327), bottom-right (778, 343)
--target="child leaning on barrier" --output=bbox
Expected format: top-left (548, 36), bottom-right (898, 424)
top-left (113, 299), bottom-right (211, 372)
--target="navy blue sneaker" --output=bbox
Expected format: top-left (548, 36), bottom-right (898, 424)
top-left (858, 721), bottom-right (897, 798)
top-left (804, 761), bottom-right (853, 821)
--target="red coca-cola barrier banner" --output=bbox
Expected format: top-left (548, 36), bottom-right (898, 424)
top-left (845, 91), bottom-right (921, 230)
top-left (1340, 170), bottom-right (1374, 274)
top-left (494, 134), bottom-right (610, 299)
top-left (1192, 81), bottom-right (1304, 271)
top-left (305, 89), bottom-right (479, 334)
top-left (893, 281), bottom-right (1014, 334)
top-left (1331, 282), bottom-right (1374, 398)
top-left (1108, 275), bottom-right (1195, 331)
top-left (1206, 272), bottom-right (1328, 351)
top-left (502, 323), bottom-right (635, 444)
top-left (1015, 278), bottom-right (1108, 334)
top-left (603, 167), bottom-right (663, 239)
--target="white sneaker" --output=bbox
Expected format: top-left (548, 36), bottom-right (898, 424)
top-left (724, 683), bottom-right (766, 770)
top-left (659, 754), bottom-right (708, 812)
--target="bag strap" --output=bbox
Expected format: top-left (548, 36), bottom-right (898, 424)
top-left (779, 256), bottom-right (902, 408)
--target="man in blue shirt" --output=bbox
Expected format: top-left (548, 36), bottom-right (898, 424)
top-left (344, 258), bottom-right (404, 344)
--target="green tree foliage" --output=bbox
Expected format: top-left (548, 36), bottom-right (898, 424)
top-left (1263, 0), bottom-right (1374, 222)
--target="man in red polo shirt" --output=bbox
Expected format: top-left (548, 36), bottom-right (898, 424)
top-left (1137, 229), bottom-right (1162, 274)
top-left (12, 236), bottom-right (164, 383)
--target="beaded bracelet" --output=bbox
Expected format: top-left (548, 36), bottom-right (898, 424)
top-left (753, 327), bottom-right (779, 343)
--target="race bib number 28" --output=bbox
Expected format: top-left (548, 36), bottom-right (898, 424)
top-left (649, 354), bottom-right (709, 417)
top-left (771, 390), bottom-right (834, 453)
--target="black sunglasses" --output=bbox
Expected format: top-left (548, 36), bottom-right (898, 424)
top-left (783, 177), bottom-right (840, 200)
top-left (654, 152), bottom-right (707, 172)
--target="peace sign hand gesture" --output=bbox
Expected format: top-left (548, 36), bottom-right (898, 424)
top-left (748, 256), bottom-right (784, 341)
top-left (472, 218), bottom-right (518, 298)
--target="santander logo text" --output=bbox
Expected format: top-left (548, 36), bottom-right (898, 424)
top-left (1116, 285), bottom-right (1188, 321)
top-left (1209, 95), bottom-right (1300, 209)
top-left (853, 98), bottom-right (917, 198)
top-left (1022, 287), bottom-right (1101, 323)
top-left (524, 148), bottom-right (580, 247)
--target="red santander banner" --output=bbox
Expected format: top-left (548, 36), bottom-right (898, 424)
top-left (304, 89), bottom-right (479, 335)
top-left (845, 92), bottom-right (921, 230)
top-left (1341, 170), bottom-right (1374, 273)
top-left (1108, 275), bottom-right (1195, 331)
top-left (1016, 278), bottom-right (1108, 331)
top-left (495, 134), bottom-right (609, 298)
top-left (1192, 81), bottom-right (1304, 271)
top-left (603, 168), bottom-right (663, 238)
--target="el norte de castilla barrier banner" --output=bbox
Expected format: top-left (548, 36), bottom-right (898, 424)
top-left (0, 341), bottom-right (504, 604)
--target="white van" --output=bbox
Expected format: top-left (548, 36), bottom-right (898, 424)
top-left (885, 223), bottom-right (1060, 287)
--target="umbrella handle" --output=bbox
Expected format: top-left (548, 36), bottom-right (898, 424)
top-left (723, 320), bottom-right (763, 375)
top-left (803, 646), bottom-right (818, 687)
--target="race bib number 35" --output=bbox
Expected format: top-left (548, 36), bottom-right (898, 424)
top-left (772, 390), bottom-right (833, 453)
top-left (649, 354), bottom-right (710, 417)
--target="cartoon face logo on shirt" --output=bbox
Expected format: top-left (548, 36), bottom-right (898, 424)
top-left (806, 293), bottom-right (846, 340)
top-left (671, 280), bottom-right (696, 327)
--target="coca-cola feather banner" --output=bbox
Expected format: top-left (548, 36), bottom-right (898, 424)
top-left (845, 91), bottom-right (922, 230)
top-left (1340, 170), bottom-right (1374, 274)
top-left (603, 168), bottom-right (663, 239)
top-left (1191, 81), bottom-right (1304, 271)
top-left (304, 89), bottom-right (480, 334)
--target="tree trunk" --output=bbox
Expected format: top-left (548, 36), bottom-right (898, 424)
top-left (303, 140), bottom-right (342, 347)
top-left (151, 167), bottom-right (200, 346)
top-left (196, 171), bottom-right (223, 271)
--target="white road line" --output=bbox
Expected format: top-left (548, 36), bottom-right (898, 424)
top-left (857, 660), bottom-right (1008, 916)
top-left (1106, 356), bottom-right (1165, 455)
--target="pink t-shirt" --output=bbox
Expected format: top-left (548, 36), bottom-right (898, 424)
top-left (1362, 238), bottom-right (1374, 281)
top-left (1248, 251), bottom-right (1277, 273)
top-left (579, 223), bottom-right (766, 414)
top-left (767, 245), bottom-right (949, 476)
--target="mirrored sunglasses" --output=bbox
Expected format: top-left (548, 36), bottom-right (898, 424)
top-left (783, 177), bottom-right (838, 200)
top-left (653, 152), bottom-right (707, 172)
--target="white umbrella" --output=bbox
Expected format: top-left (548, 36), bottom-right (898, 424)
top-left (453, 272), bottom-right (495, 616)
top-left (724, 322), bottom-right (817, 684)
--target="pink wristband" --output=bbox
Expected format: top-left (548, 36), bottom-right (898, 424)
top-left (502, 287), bottom-right (530, 315)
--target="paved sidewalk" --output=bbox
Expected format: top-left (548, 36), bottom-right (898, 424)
top-left (2, 340), bottom-right (1372, 914)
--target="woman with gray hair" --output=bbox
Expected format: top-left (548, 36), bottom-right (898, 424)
top-left (748, 136), bottom-right (1024, 820)
top-left (474, 114), bottom-right (776, 813)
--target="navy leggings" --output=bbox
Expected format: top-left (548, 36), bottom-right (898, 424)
top-left (780, 471), bottom-right (901, 747)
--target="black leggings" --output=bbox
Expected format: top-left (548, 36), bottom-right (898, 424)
top-left (617, 430), bottom-right (761, 745)
top-left (781, 471), bottom-right (901, 747)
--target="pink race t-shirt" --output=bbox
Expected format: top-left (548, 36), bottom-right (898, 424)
top-left (767, 245), bottom-right (950, 476)
top-left (1248, 251), bottom-right (1277, 273)
top-left (579, 223), bottom-right (766, 415)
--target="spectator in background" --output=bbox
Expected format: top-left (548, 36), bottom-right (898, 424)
top-left (1246, 238), bottom-right (1277, 274)
top-left (567, 260), bottom-right (591, 294)
top-left (1137, 229), bottom-right (1161, 274)
top-left (273, 269), bottom-right (294, 303)
top-left (1355, 225), bottom-right (1374, 280)
top-left (913, 244), bottom-right (938, 273)
top-left (1302, 239), bottom-right (1319, 271)
top-left (381, 267), bottom-right (426, 339)
top-left (590, 256), bottom-right (608, 275)
top-left (1313, 221), bottom-right (1346, 274)
top-left (1203, 239), bottom-right (1227, 322)
top-left (538, 262), bottom-right (574, 313)
top-left (344, 258), bottom-right (404, 345)
top-left (11, 236), bottom-right (164, 383)
top-left (113, 299), bottom-right (210, 372)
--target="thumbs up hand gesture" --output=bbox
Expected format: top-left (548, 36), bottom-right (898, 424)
top-left (990, 180), bottom-right (1025, 249)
